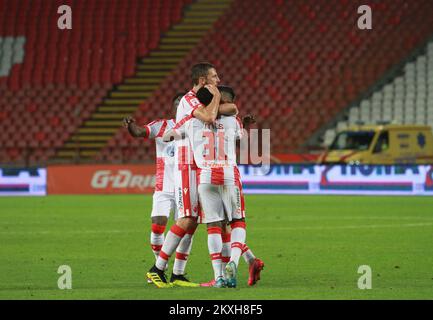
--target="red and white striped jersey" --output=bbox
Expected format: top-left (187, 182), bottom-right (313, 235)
top-left (174, 90), bottom-right (204, 167)
top-left (173, 115), bottom-right (244, 185)
top-left (176, 90), bottom-right (203, 123)
top-left (143, 119), bottom-right (176, 192)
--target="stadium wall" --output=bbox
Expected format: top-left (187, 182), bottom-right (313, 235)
top-left (47, 164), bottom-right (155, 194)
top-left (2, 165), bottom-right (433, 196)
top-left (239, 164), bottom-right (433, 196)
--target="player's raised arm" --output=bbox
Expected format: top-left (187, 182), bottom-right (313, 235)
top-left (123, 116), bottom-right (147, 138)
top-left (192, 84), bottom-right (221, 123)
top-left (162, 128), bottom-right (183, 142)
top-left (163, 115), bottom-right (190, 142)
top-left (242, 114), bottom-right (256, 130)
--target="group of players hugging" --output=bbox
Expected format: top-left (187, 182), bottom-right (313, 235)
top-left (124, 62), bottom-right (264, 288)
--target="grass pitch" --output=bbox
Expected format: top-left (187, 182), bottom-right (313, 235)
top-left (0, 194), bottom-right (432, 300)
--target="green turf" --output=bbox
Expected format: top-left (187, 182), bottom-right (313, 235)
top-left (0, 195), bottom-right (432, 299)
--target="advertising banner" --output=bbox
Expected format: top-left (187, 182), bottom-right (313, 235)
top-left (239, 165), bottom-right (433, 196)
top-left (45, 164), bottom-right (433, 196)
top-left (47, 164), bottom-right (156, 194)
top-left (0, 168), bottom-right (47, 196)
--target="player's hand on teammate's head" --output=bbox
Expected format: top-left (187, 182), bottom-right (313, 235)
top-left (123, 116), bottom-right (135, 128)
top-left (205, 84), bottom-right (220, 98)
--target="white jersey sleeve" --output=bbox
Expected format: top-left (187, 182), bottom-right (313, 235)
top-left (142, 118), bottom-right (176, 193)
top-left (234, 116), bottom-right (244, 140)
top-left (144, 120), bottom-right (166, 139)
top-left (176, 90), bottom-right (205, 122)
top-left (172, 114), bottom-right (192, 138)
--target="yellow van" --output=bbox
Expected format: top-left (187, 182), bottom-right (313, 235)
top-left (317, 124), bottom-right (433, 164)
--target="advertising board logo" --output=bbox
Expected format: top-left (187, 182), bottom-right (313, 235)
top-left (1, 168), bottom-right (41, 177)
top-left (0, 168), bottom-right (46, 196)
top-left (91, 170), bottom-right (154, 189)
top-left (165, 145), bottom-right (175, 158)
top-left (320, 165), bottom-right (417, 191)
top-left (425, 166), bottom-right (433, 191)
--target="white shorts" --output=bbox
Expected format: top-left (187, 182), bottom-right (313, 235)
top-left (174, 166), bottom-right (200, 221)
top-left (198, 184), bottom-right (246, 224)
top-left (151, 191), bottom-right (178, 220)
top-left (222, 184), bottom-right (245, 222)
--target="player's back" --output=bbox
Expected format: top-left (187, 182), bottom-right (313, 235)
top-left (177, 115), bottom-right (243, 185)
top-left (171, 91), bottom-right (203, 218)
top-left (174, 90), bottom-right (204, 167)
top-left (145, 119), bottom-right (176, 192)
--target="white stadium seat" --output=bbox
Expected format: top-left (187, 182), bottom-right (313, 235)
top-left (323, 40), bottom-right (433, 142)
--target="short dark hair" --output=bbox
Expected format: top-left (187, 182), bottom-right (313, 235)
top-left (191, 62), bottom-right (215, 85)
top-left (196, 85), bottom-right (237, 106)
top-left (217, 85), bottom-right (236, 101)
top-left (172, 92), bottom-right (186, 104)
top-left (196, 87), bottom-right (213, 106)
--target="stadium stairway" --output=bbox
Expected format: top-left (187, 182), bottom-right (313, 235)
top-left (53, 0), bottom-right (233, 161)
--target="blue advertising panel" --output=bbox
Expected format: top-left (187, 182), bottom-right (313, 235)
top-left (239, 165), bottom-right (433, 196)
top-left (0, 168), bottom-right (47, 196)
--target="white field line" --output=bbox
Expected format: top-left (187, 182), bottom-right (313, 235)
top-left (264, 222), bottom-right (433, 231)
top-left (0, 222), bottom-right (432, 235)
top-left (2, 216), bottom-right (433, 226)
top-left (263, 216), bottom-right (433, 221)
top-left (0, 229), bottom-right (131, 235)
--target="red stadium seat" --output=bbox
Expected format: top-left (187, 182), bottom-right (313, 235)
top-left (1, 0), bottom-right (433, 163)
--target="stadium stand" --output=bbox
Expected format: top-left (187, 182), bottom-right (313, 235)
top-left (322, 40), bottom-right (433, 147)
top-left (1, 0), bottom-right (433, 165)
top-left (57, 0), bottom-right (231, 161)
top-left (99, 0), bottom-right (433, 163)
top-left (0, 0), bottom-right (194, 165)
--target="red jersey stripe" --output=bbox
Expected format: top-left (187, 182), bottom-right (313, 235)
top-left (147, 120), bottom-right (161, 127)
top-left (156, 120), bottom-right (168, 138)
top-left (234, 166), bottom-right (241, 185)
top-left (196, 168), bottom-right (201, 185)
top-left (174, 114), bottom-right (193, 129)
top-left (181, 167), bottom-right (192, 216)
top-left (211, 167), bottom-right (224, 185)
top-left (184, 90), bottom-right (203, 118)
top-left (155, 157), bottom-right (165, 191)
